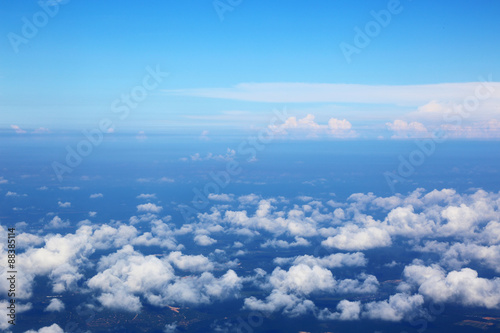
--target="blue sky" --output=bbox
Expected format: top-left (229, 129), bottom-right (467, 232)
top-left (1, 0), bottom-right (500, 137)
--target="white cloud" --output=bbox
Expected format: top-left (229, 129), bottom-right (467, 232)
top-left (137, 193), bottom-right (156, 199)
top-left (194, 235), bottom-right (217, 246)
top-left (386, 120), bottom-right (431, 139)
top-left (46, 216), bottom-right (70, 229)
top-left (59, 186), bottom-right (80, 190)
top-left (208, 193), bottom-right (234, 202)
top-left (269, 114), bottom-right (357, 138)
top-left (322, 225), bottom-right (392, 250)
top-left (137, 203), bottom-right (163, 213)
top-left (57, 201), bottom-right (71, 208)
top-left (45, 298), bottom-right (64, 312)
top-left (11, 124), bottom-right (26, 134)
top-left (404, 263), bottom-right (500, 308)
top-left (24, 324), bottom-right (64, 333)
top-left (164, 81), bottom-right (500, 106)
top-left (90, 193), bottom-right (103, 199)
top-left (362, 293), bottom-right (426, 322)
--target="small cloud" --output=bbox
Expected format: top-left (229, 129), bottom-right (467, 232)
top-left (0, 177), bottom-right (8, 184)
top-left (37, 186), bottom-right (48, 190)
top-left (194, 234), bottom-right (217, 246)
top-left (6, 191), bottom-right (26, 197)
top-left (137, 193), bottom-right (156, 199)
top-left (137, 203), bottom-right (163, 213)
top-left (59, 186), bottom-right (80, 190)
top-left (32, 127), bottom-right (51, 134)
top-left (386, 120), bottom-right (431, 139)
top-left (45, 299), bottom-right (65, 312)
top-left (10, 124), bottom-right (26, 134)
top-left (208, 193), bottom-right (234, 202)
top-left (58, 201), bottom-right (71, 208)
top-left (89, 211), bottom-right (97, 217)
top-left (90, 193), bottom-right (103, 199)
top-left (46, 216), bottom-right (70, 228)
top-left (159, 177), bottom-right (175, 183)
top-left (200, 130), bottom-right (210, 141)
top-left (136, 131), bottom-right (147, 140)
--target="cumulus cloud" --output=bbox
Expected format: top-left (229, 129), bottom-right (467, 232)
top-left (269, 114), bottom-right (357, 138)
top-left (194, 234), bottom-right (217, 246)
top-left (322, 225), bottom-right (392, 250)
top-left (362, 293), bottom-right (426, 322)
top-left (137, 203), bottom-right (163, 213)
top-left (57, 201), bottom-right (71, 208)
top-left (404, 263), bottom-right (500, 308)
top-left (24, 324), bottom-right (64, 333)
top-left (89, 193), bottom-right (103, 198)
top-left (386, 120), bottom-right (432, 139)
top-left (45, 298), bottom-right (65, 312)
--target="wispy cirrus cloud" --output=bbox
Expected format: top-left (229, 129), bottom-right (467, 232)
top-left (164, 81), bottom-right (500, 106)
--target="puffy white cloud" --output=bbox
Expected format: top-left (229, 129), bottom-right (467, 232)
top-left (243, 289), bottom-right (316, 317)
top-left (57, 201), bottom-right (71, 208)
top-left (404, 263), bottom-right (500, 308)
top-left (24, 324), bottom-right (64, 333)
top-left (45, 298), bottom-right (64, 312)
top-left (194, 234), bottom-right (217, 246)
top-left (322, 225), bottom-right (392, 250)
top-left (89, 193), bottom-right (103, 198)
top-left (46, 216), bottom-right (70, 229)
top-left (166, 251), bottom-right (214, 272)
top-left (275, 252), bottom-right (367, 269)
top-left (317, 300), bottom-right (361, 320)
top-left (362, 293), bottom-right (426, 322)
top-left (0, 301), bottom-right (31, 330)
top-left (268, 114), bottom-right (356, 138)
top-left (137, 203), bottom-right (163, 213)
top-left (386, 120), bottom-right (431, 139)
top-left (261, 237), bottom-right (310, 248)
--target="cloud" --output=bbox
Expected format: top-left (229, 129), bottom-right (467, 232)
top-left (261, 237), bottom-right (310, 248)
top-left (322, 225), bottom-right (392, 250)
top-left (6, 191), bottom-right (27, 197)
top-left (164, 81), bottom-right (500, 105)
top-left (45, 298), bottom-right (64, 312)
top-left (194, 234), bottom-right (217, 246)
top-left (10, 124), bottom-right (26, 134)
top-left (0, 177), bottom-right (8, 184)
top-left (137, 203), bottom-right (163, 213)
top-left (46, 216), bottom-right (70, 229)
top-left (90, 193), bottom-right (103, 199)
top-left (59, 186), bottom-right (80, 190)
top-left (362, 293), bottom-right (426, 322)
top-left (386, 120), bottom-right (432, 139)
top-left (57, 201), bottom-right (71, 208)
top-left (137, 193), bottom-right (156, 199)
top-left (24, 324), bottom-right (65, 333)
top-left (208, 193), bottom-right (234, 202)
top-left (404, 263), bottom-right (500, 308)
top-left (276, 252), bottom-right (367, 269)
top-left (269, 114), bottom-right (357, 138)
top-left (317, 300), bottom-right (361, 320)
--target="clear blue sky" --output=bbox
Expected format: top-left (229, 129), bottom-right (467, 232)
top-left (1, 0), bottom-right (500, 136)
